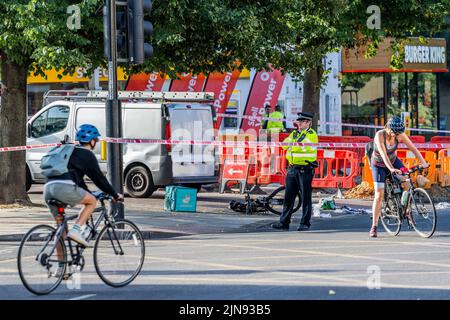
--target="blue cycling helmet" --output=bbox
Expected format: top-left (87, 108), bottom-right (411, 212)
top-left (387, 116), bottom-right (405, 134)
top-left (76, 124), bottom-right (101, 143)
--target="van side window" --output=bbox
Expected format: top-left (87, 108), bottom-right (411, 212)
top-left (31, 106), bottom-right (70, 138)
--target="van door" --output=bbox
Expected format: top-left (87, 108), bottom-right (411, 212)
top-left (170, 104), bottom-right (215, 178)
top-left (26, 103), bottom-right (72, 181)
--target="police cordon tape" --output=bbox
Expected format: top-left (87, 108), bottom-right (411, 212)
top-left (216, 113), bottom-right (450, 134)
top-left (0, 143), bottom-right (61, 153)
top-left (3, 139), bottom-right (450, 153)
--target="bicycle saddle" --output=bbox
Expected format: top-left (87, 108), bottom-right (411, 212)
top-left (48, 199), bottom-right (67, 208)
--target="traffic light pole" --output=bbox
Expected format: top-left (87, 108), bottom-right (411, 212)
top-left (105, 0), bottom-right (124, 219)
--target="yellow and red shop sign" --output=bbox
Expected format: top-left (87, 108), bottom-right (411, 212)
top-left (27, 67), bottom-right (129, 84)
top-left (342, 37), bottom-right (448, 73)
top-left (28, 67), bottom-right (251, 85)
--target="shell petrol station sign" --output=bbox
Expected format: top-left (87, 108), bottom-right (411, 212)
top-left (342, 37), bottom-right (448, 73)
top-left (27, 67), bottom-right (129, 84)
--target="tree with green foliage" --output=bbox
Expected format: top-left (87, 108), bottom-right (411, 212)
top-left (0, 0), bottom-right (105, 204)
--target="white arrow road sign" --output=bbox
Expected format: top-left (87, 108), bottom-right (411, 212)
top-left (228, 168), bottom-right (244, 175)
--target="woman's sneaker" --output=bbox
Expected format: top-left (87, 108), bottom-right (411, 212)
top-left (68, 224), bottom-right (89, 247)
top-left (370, 226), bottom-right (378, 238)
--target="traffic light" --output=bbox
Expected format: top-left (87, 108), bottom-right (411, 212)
top-left (103, 0), bottom-right (154, 64)
top-left (128, 0), bottom-right (154, 64)
top-left (103, 5), bottom-right (128, 61)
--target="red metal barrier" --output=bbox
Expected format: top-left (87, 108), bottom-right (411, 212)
top-left (429, 136), bottom-right (450, 153)
top-left (408, 135), bottom-right (426, 144)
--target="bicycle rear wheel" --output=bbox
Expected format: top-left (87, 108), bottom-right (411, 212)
top-left (94, 219), bottom-right (145, 287)
top-left (17, 225), bottom-right (66, 295)
top-left (410, 188), bottom-right (437, 238)
top-left (265, 186), bottom-right (302, 215)
top-left (380, 192), bottom-right (401, 236)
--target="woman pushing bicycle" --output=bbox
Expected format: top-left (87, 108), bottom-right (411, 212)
top-left (370, 116), bottom-right (429, 238)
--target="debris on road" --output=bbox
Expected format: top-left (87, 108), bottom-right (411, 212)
top-left (342, 205), bottom-right (371, 215)
top-left (320, 197), bottom-right (337, 210)
top-left (435, 202), bottom-right (450, 210)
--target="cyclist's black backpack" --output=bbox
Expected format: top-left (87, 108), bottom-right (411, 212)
top-left (365, 141), bottom-right (374, 162)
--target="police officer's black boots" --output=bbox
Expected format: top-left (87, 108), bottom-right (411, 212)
top-left (297, 224), bottom-right (310, 231)
top-left (271, 222), bottom-right (289, 231)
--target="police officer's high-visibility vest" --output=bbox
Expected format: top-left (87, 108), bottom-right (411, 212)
top-left (266, 111), bottom-right (284, 133)
top-left (282, 128), bottom-right (318, 165)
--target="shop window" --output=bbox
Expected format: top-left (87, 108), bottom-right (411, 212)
top-left (417, 73), bottom-right (438, 137)
top-left (341, 73), bottom-right (384, 137)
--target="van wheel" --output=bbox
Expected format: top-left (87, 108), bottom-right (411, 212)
top-left (125, 166), bottom-right (156, 198)
top-left (26, 166), bottom-right (32, 192)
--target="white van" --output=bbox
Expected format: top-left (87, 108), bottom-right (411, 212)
top-left (26, 90), bottom-right (218, 197)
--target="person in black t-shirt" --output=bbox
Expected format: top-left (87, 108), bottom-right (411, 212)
top-left (43, 124), bottom-right (124, 247)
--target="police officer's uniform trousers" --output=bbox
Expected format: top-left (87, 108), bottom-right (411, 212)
top-left (280, 165), bottom-right (315, 227)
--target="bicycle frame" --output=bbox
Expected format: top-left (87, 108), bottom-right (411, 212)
top-left (36, 198), bottom-right (121, 270)
top-left (387, 167), bottom-right (423, 225)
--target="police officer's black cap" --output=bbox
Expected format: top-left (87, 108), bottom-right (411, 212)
top-left (296, 112), bottom-right (313, 121)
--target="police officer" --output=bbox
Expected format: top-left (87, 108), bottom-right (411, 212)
top-left (261, 105), bottom-right (272, 130)
top-left (262, 105), bottom-right (286, 133)
top-left (266, 105), bottom-right (286, 133)
top-left (272, 112), bottom-right (318, 231)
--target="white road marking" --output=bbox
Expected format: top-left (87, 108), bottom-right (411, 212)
top-left (68, 294), bottom-right (96, 300)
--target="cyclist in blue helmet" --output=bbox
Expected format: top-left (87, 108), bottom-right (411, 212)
top-left (44, 124), bottom-right (123, 247)
top-left (369, 116), bottom-right (429, 238)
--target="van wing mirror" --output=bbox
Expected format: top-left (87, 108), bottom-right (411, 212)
top-left (26, 123), bottom-right (32, 138)
top-left (60, 134), bottom-right (70, 144)
top-left (210, 104), bottom-right (216, 120)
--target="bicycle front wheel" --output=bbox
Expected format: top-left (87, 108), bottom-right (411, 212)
top-left (17, 225), bottom-right (66, 295)
top-left (265, 186), bottom-right (302, 215)
top-left (381, 194), bottom-right (401, 236)
top-left (410, 188), bottom-right (437, 238)
top-left (94, 219), bottom-right (145, 287)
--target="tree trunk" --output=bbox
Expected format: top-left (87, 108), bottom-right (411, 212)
top-left (0, 59), bottom-right (30, 204)
top-left (302, 66), bottom-right (324, 131)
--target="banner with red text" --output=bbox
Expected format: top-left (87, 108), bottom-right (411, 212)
top-left (126, 72), bottom-right (165, 91)
top-left (169, 73), bottom-right (206, 92)
top-left (240, 69), bottom-right (285, 131)
top-left (203, 70), bottom-right (241, 128)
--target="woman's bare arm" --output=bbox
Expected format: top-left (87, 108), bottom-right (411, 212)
top-left (397, 133), bottom-right (428, 167)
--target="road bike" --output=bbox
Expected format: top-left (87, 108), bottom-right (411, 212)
top-left (17, 192), bottom-right (145, 295)
top-left (381, 165), bottom-right (437, 238)
top-left (229, 185), bottom-right (302, 215)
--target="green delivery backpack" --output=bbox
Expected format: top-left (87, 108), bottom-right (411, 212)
top-left (164, 186), bottom-right (197, 212)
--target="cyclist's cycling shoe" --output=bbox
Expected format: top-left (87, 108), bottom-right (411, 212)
top-left (370, 226), bottom-right (378, 238)
top-left (68, 225), bottom-right (89, 247)
top-left (271, 222), bottom-right (289, 231)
